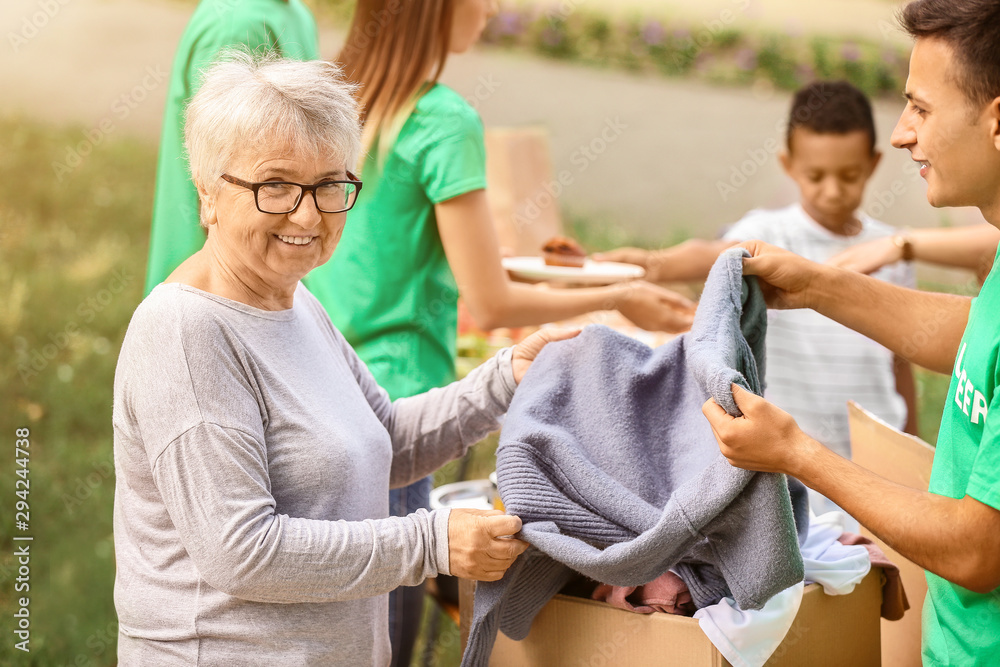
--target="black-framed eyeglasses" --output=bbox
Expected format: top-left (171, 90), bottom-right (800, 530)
top-left (220, 172), bottom-right (363, 214)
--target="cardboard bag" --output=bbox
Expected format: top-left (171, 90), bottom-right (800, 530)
top-left (484, 127), bottom-right (563, 257)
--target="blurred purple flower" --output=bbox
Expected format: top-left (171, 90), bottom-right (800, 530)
top-left (881, 49), bottom-right (900, 65)
top-left (694, 52), bottom-right (715, 73)
top-left (735, 47), bottom-right (757, 71)
top-left (642, 20), bottom-right (665, 46)
top-left (841, 42), bottom-right (861, 62)
top-left (541, 26), bottom-right (564, 48)
top-left (493, 10), bottom-right (522, 37)
top-left (796, 63), bottom-right (817, 82)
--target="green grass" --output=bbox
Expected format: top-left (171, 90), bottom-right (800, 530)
top-left (0, 115), bottom-right (153, 665)
top-left (915, 367), bottom-right (950, 446)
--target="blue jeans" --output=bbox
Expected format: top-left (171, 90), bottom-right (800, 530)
top-left (388, 475), bottom-right (432, 667)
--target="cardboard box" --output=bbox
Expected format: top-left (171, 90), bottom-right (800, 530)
top-left (460, 569), bottom-right (882, 666)
top-left (848, 401), bottom-right (935, 667)
top-left (451, 400), bottom-right (924, 666)
top-left (484, 127), bottom-right (563, 257)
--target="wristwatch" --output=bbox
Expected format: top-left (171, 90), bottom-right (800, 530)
top-left (892, 234), bottom-right (914, 262)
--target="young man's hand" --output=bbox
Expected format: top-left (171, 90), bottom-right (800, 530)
top-left (739, 240), bottom-right (828, 310)
top-left (701, 383), bottom-right (820, 476)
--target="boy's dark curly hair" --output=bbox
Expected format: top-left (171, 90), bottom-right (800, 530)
top-left (786, 80), bottom-right (876, 154)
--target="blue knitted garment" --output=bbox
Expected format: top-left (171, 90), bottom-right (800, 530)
top-left (461, 248), bottom-right (809, 667)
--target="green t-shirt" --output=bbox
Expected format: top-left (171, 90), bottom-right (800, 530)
top-left (303, 84), bottom-right (487, 399)
top-left (144, 0), bottom-right (318, 296)
top-left (923, 247), bottom-right (1000, 665)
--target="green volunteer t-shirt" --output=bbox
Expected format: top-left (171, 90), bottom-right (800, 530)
top-left (144, 0), bottom-right (318, 296)
top-left (303, 84), bottom-right (487, 399)
top-left (923, 246), bottom-right (1000, 666)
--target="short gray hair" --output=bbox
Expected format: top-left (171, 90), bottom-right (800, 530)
top-left (184, 49), bottom-right (361, 215)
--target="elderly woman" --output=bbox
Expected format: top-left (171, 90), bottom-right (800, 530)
top-left (112, 51), bottom-right (567, 665)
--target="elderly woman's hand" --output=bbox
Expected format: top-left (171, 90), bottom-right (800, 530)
top-left (511, 328), bottom-right (581, 384)
top-left (448, 509), bottom-right (529, 581)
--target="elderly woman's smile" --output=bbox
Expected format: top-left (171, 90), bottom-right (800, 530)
top-left (167, 57), bottom-right (364, 312)
top-left (197, 149), bottom-right (357, 308)
top-left (277, 234), bottom-right (316, 246)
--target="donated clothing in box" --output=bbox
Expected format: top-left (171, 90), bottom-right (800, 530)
top-left (461, 569), bottom-right (882, 667)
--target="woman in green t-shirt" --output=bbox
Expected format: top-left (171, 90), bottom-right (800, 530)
top-left (303, 2), bottom-right (695, 663)
top-left (145, 0), bottom-right (320, 296)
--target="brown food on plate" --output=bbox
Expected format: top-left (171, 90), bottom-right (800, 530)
top-left (542, 236), bottom-right (586, 268)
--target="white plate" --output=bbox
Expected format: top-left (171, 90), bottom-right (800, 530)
top-left (502, 257), bottom-right (645, 285)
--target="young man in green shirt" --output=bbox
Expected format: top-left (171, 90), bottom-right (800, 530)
top-left (144, 0), bottom-right (318, 296)
top-left (703, 0), bottom-right (1000, 664)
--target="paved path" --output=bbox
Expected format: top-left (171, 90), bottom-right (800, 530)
top-left (1, 0), bottom-right (985, 247)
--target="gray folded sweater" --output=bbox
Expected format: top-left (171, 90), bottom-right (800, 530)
top-left (461, 248), bottom-right (809, 667)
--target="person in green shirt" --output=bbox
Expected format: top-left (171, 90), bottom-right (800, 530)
top-left (303, 1), bottom-right (697, 664)
top-left (702, 0), bottom-right (1000, 664)
top-left (145, 0), bottom-right (318, 296)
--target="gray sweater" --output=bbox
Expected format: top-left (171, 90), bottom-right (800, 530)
top-left (462, 248), bottom-right (809, 667)
top-left (112, 282), bottom-right (516, 666)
